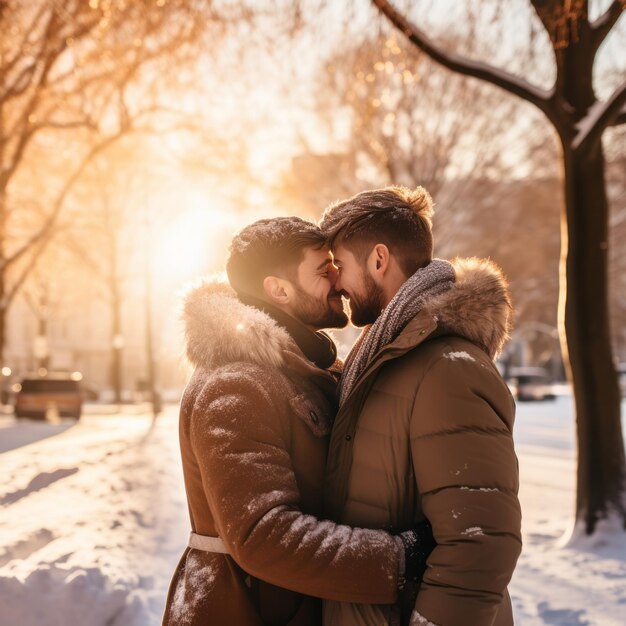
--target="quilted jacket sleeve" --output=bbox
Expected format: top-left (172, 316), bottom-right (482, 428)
top-left (409, 352), bottom-right (522, 626)
top-left (190, 365), bottom-right (401, 604)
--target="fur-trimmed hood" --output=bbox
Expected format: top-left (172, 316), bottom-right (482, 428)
top-left (423, 257), bottom-right (512, 359)
top-left (183, 280), bottom-right (292, 370)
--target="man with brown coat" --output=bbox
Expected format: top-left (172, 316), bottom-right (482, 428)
top-left (319, 187), bottom-right (522, 626)
top-left (162, 217), bottom-right (435, 626)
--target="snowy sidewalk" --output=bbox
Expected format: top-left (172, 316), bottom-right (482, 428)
top-left (0, 409), bottom-right (188, 626)
top-left (509, 399), bottom-right (626, 625)
top-left (0, 398), bottom-right (625, 625)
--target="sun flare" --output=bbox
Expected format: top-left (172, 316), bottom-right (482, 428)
top-left (151, 202), bottom-right (239, 281)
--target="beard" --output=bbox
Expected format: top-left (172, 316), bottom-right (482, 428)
top-left (292, 285), bottom-right (349, 330)
top-left (347, 271), bottom-right (386, 327)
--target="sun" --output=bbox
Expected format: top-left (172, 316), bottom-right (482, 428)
top-left (151, 201), bottom-right (239, 282)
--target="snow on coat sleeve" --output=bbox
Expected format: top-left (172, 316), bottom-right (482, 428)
top-left (189, 365), bottom-right (401, 604)
top-left (409, 354), bottom-right (522, 626)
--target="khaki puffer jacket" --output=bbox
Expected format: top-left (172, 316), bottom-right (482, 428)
top-left (324, 259), bottom-right (522, 626)
top-left (162, 281), bottom-right (403, 626)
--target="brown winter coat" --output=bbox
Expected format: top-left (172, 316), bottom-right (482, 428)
top-left (324, 258), bottom-right (522, 626)
top-left (162, 282), bottom-right (403, 626)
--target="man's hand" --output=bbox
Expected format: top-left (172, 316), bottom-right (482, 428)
top-left (399, 519), bottom-right (436, 585)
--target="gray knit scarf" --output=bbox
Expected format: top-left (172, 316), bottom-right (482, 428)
top-left (339, 259), bottom-right (455, 405)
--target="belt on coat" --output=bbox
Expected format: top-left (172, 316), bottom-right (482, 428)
top-left (187, 531), bottom-right (229, 554)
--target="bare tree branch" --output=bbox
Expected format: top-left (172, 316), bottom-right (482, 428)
top-left (3, 99), bottom-right (189, 273)
top-left (0, 4), bottom-right (51, 97)
top-left (371, 0), bottom-right (557, 122)
top-left (32, 118), bottom-right (98, 133)
top-left (2, 132), bottom-right (123, 270)
top-left (591, 0), bottom-right (626, 49)
top-left (1, 25), bottom-right (70, 185)
top-left (5, 233), bottom-right (51, 307)
top-left (61, 232), bottom-right (111, 301)
top-left (2, 8), bottom-right (63, 100)
top-left (573, 79), bottom-right (626, 151)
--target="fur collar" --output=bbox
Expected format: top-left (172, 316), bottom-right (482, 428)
top-left (183, 280), bottom-right (291, 370)
top-left (183, 257), bottom-right (511, 370)
top-left (423, 257), bottom-right (512, 359)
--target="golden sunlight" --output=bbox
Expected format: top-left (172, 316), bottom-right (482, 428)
top-left (150, 201), bottom-right (239, 282)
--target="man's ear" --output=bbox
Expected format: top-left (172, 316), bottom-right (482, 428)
top-left (263, 276), bottom-right (292, 306)
top-left (368, 244), bottom-right (390, 279)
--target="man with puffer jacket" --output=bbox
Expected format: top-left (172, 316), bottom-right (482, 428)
top-left (162, 217), bottom-right (435, 626)
top-left (320, 187), bottom-right (522, 626)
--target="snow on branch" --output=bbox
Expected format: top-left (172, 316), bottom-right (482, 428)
top-left (371, 0), bottom-right (555, 120)
top-left (573, 79), bottom-right (626, 152)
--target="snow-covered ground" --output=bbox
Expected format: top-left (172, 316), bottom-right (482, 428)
top-left (511, 397), bottom-right (626, 626)
top-left (0, 406), bottom-right (188, 626)
top-left (0, 397), bottom-right (625, 625)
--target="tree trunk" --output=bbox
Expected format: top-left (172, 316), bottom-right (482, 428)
top-left (37, 315), bottom-right (49, 371)
top-left (561, 140), bottom-right (626, 532)
top-left (110, 291), bottom-right (123, 405)
top-left (0, 185), bottom-right (6, 368)
top-left (144, 233), bottom-right (159, 421)
top-left (106, 202), bottom-right (124, 406)
top-left (0, 277), bottom-right (4, 365)
top-left (556, 9), bottom-right (626, 532)
top-left (370, 0), bottom-right (626, 534)
top-left (0, 303), bottom-right (5, 369)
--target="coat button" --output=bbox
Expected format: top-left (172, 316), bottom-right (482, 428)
top-left (345, 434), bottom-right (352, 441)
top-left (309, 410), bottom-right (319, 425)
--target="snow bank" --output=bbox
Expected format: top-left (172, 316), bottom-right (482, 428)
top-left (558, 514), bottom-right (626, 554)
top-left (0, 410), bottom-right (188, 626)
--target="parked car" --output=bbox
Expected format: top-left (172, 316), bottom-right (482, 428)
top-left (509, 367), bottom-right (556, 402)
top-left (14, 376), bottom-right (83, 419)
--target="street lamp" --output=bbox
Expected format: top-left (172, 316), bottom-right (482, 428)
top-left (33, 335), bottom-right (49, 372)
top-left (1, 366), bottom-right (11, 406)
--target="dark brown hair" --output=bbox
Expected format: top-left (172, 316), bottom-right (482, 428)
top-left (226, 217), bottom-right (326, 296)
top-left (320, 186), bottom-right (434, 277)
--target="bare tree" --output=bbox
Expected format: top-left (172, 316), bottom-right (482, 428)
top-left (372, 0), bottom-right (626, 534)
top-left (319, 30), bottom-right (525, 250)
top-left (0, 0), bottom-right (219, 364)
top-left (64, 159), bottom-right (134, 404)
